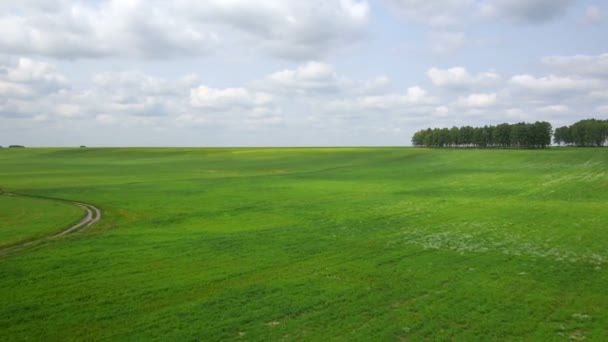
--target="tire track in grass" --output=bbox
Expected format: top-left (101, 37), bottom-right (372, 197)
top-left (0, 192), bottom-right (101, 256)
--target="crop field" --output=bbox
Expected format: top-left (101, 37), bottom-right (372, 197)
top-left (0, 194), bottom-right (83, 249)
top-left (0, 147), bottom-right (607, 340)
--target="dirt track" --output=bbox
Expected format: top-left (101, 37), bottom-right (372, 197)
top-left (0, 193), bottom-right (101, 256)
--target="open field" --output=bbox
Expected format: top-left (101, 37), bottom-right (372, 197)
top-left (0, 147), bottom-right (607, 340)
top-left (0, 194), bottom-right (83, 249)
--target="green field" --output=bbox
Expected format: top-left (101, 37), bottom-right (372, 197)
top-left (0, 194), bottom-right (83, 248)
top-left (0, 147), bottom-right (607, 340)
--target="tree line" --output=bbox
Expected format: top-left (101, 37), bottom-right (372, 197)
top-left (412, 122), bottom-right (552, 148)
top-left (554, 119), bottom-right (608, 147)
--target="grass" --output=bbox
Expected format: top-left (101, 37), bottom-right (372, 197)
top-left (0, 147), bottom-right (607, 340)
top-left (0, 194), bottom-right (83, 248)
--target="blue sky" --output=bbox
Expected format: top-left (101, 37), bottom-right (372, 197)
top-left (0, 0), bottom-right (607, 146)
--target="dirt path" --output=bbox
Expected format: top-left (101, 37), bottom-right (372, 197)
top-left (0, 193), bottom-right (102, 256)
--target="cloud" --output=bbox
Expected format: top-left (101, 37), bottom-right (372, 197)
top-left (0, 61), bottom-right (285, 128)
top-left (324, 86), bottom-right (437, 119)
top-left (542, 53), bottom-right (608, 78)
top-left (0, 58), bottom-right (66, 97)
top-left (0, 57), bottom-right (68, 118)
top-left (427, 67), bottom-right (501, 88)
top-left (509, 74), bottom-right (601, 95)
top-left (0, 0), bottom-right (369, 60)
top-left (482, 0), bottom-right (576, 23)
top-left (185, 0), bottom-right (370, 59)
top-left (189, 85), bottom-right (282, 127)
top-left (357, 87), bottom-right (436, 109)
top-left (538, 104), bottom-right (570, 113)
top-left (263, 61), bottom-right (390, 95)
top-left (83, 71), bottom-right (198, 118)
top-left (267, 62), bottom-right (340, 94)
top-left (0, 60), bottom-right (199, 120)
top-left (0, 0), bottom-right (67, 12)
top-left (0, 1), bottom-right (220, 59)
top-left (387, 0), bottom-right (574, 26)
top-left (386, 0), bottom-right (473, 26)
top-left (457, 93), bottom-right (497, 107)
top-left (190, 86), bottom-right (272, 110)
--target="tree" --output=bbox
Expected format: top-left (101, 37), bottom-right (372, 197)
top-left (556, 119), bottom-right (608, 147)
top-left (449, 126), bottom-right (460, 147)
top-left (494, 123), bottom-right (511, 147)
top-left (509, 123), bottom-right (528, 148)
top-left (409, 119), bottom-right (603, 148)
top-left (530, 121), bottom-right (552, 148)
top-left (554, 126), bottom-right (571, 145)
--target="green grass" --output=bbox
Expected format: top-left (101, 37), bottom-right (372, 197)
top-left (0, 194), bottom-right (83, 248)
top-left (0, 147), bottom-right (607, 340)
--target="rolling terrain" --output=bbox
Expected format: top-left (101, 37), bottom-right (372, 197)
top-left (0, 147), bottom-right (607, 340)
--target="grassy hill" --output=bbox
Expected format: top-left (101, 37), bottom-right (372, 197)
top-left (1, 147), bottom-right (607, 340)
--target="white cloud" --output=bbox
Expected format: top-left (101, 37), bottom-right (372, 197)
top-left (324, 86), bottom-right (437, 119)
top-left (538, 105), bottom-right (569, 113)
top-left (386, 0), bottom-right (473, 26)
top-left (0, 58), bottom-right (69, 118)
top-left (0, 81), bottom-right (30, 97)
top-left (83, 71), bottom-right (195, 118)
top-left (267, 62), bottom-right (339, 93)
top-left (0, 0), bottom-right (369, 60)
top-left (189, 85), bottom-right (282, 127)
top-left (458, 93), bottom-right (497, 107)
top-left (190, 86), bottom-right (271, 110)
top-left (359, 87), bottom-right (436, 109)
top-left (264, 61), bottom-right (390, 95)
top-left (542, 53), bottom-right (608, 78)
top-left (2, 58), bottom-right (66, 84)
top-left (509, 74), bottom-right (600, 95)
top-left (0, 58), bottom-right (66, 98)
top-left (184, 0), bottom-right (370, 59)
top-left (0, 1), bottom-right (220, 59)
top-left (0, 60), bottom-right (200, 121)
top-left (93, 72), bottom-right (198, 96)
top-left (427, 67), bottom-right (501, 88)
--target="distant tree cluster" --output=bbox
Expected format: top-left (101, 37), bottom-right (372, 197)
top-left (554, 119), bottom-right (608, 147)
top-left (412, 122), bottom-right (552, 148)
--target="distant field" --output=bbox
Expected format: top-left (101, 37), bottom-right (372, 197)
top-left (0, 147), bottom-right (607, 340)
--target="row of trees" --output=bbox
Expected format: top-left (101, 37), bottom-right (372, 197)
top-left (554, 119), bottom-right (608, 147)
top-left (412, 122), bottom-right (552, 148)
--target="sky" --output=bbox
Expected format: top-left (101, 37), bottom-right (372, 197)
top-left (0, 0), bottom-right (607, 147)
